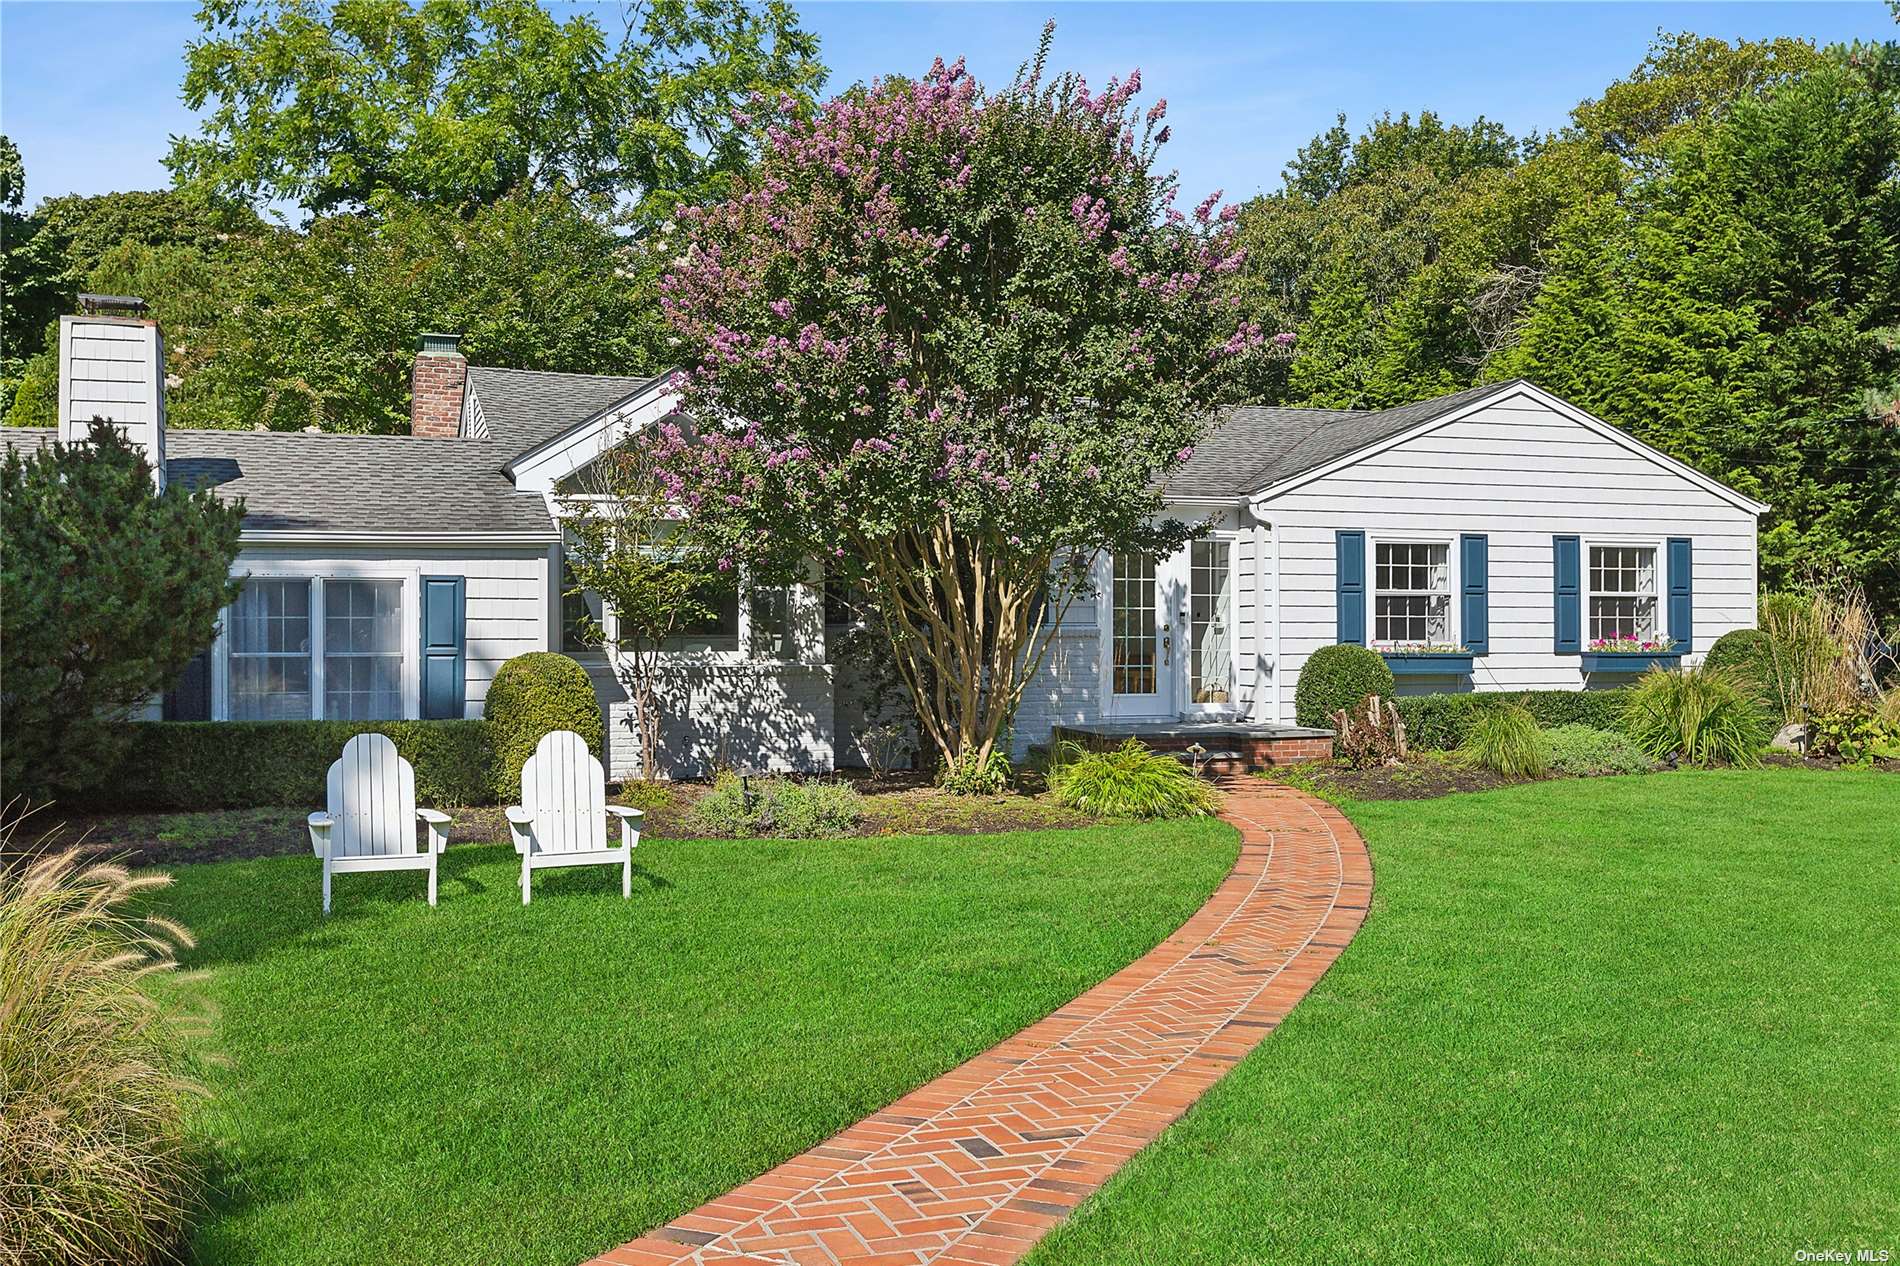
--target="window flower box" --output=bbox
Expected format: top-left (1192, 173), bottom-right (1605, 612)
top-left (1378, 644), bottom-right (1473, 676)
top-left (1579, 636), bottom-right (1680, 674)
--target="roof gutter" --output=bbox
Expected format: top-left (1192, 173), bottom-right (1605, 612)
top-left (240, 529), bottom-right (562, 547)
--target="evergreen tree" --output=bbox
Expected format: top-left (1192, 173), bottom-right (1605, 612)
top-left (1, 424), bottom-right (245, 798)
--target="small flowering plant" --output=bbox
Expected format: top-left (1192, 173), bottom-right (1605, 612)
top-left (655, 25), bottom-right (1288, 777)
top-left (1587, 634), bottom-right (1678, 654)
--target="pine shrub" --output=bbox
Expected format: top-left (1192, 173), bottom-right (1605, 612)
top-left (484, 653), bottom-right (604, 801)
top-left (1295, 644), bottom-right (1396, 728)
top-left (1046, 740), bottom-right (1222, 819)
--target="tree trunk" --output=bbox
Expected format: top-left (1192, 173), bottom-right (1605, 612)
top-left (858, 516), bottom-right (1083, 775)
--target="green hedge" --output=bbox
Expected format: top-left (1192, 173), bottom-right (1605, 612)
top-left (83, 720), bottom-right (497, 810)
top-left (1397, 689), bottom-right (1633, 751)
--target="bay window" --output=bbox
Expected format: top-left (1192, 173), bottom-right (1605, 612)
top-left (1589, 545), bottom-right (1658, 642)
top-left (1373, 542), bottom-right (1450, 645)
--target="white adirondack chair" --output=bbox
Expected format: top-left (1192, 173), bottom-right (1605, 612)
top-left (306, 733), bottom-right (452, 915)
top-left (506, 730), bottom-right (643, 905)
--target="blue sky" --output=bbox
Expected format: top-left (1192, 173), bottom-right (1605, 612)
top-left (2, 2), bottom-right (1890, 212)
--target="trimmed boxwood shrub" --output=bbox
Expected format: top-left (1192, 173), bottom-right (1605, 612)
top-left (1704, 628), bottom-right (1779, 712)
top-left (87, 720), bottom-right (495, 810)
top-left (1295, 644), bottom-right (1396, 727)
top-left (1397, 689), bottom-right (1632, 751)
top-left (484, 652), bottom-right (604, 802)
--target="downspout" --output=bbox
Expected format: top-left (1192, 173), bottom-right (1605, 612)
top-left (1268, 517), bottom-right (1283, 724)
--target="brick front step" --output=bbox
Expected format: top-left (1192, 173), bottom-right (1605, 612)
top-left (585, 781), bottom-right (1371, 1266)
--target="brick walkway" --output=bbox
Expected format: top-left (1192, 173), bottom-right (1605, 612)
top-left (588, 782), bottom-right (1371, 1266)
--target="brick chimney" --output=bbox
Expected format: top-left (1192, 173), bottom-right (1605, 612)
top-left (410, 332), bottom-right (467, 438)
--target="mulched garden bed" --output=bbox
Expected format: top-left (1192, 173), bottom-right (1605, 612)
top-left (1264, 750), bottom-right (1897, 804)
top-left (18, 769), bottom-right (1101, 868)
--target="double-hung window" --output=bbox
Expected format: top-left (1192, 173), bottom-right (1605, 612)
top-left (1373, 542), bottom-right (1450, 644)
top-left (1589, 545), bottom-right (1657, 642)
top-left (224, 576), bottom-right (408, 721)
top-left (323, 579), bottom-right (404, 719)
top-left (228, 579), bottom-right (314, 720)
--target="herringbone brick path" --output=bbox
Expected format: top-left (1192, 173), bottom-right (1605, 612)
top-left (587, 781), bottom-right (1371, 1266)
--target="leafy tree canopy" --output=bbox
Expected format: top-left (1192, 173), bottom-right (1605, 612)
top-left (1504, 41), bottom-right (1900, 611)
top-left (1568, 30), bottom-right (1824, 160)
top-left (168, 0), bottom-right (824, 220)
top-left (198, 190), bottom-right (664, 432)
top-left (1224, 30), bottom-right (1899, 615)
top-left (0, 137), bottom-right (65, 416)
top-left (1284, 109), bottom-right (1518, 201)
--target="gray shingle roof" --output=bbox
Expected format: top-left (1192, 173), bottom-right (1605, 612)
top-left (1167, 380), bottom-right (1523, 499)
top-left (3, 427), bottom-right (557, 537)
top-left (1165, 405), bottom-right (1360, 498)
top-left (465, 365), bottom-right (659, 457)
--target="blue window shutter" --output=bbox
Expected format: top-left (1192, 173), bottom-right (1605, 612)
top-left (1336, 531), bottom-right (1366, 645)
top-left (1667, 537), bottom-right (1693, 651)
top-left (1460, 534), bottom-right (1489, 655)
top-left (420, 576), bottom-right (465, 719)
top-left (1553, 536), bottom-right (1581, 653)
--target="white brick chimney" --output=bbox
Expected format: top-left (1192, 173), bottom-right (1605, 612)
top-left (58, 295), bottom-right (166, 490)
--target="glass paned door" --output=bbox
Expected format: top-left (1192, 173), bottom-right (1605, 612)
top-left (1189, 540), bottom-right (1234, 707)
top-left (1108, 551), bottom-right (1171, 715)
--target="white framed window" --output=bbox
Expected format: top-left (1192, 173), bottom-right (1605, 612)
top-left (323, 579), bottom-right (404, 719)
top-left (1588, 543), bottom-right (1658, 642)
top-left (229, 578), bottom-right (314, 720)
top-left (749, 586), bottom-right (794, 661)
top-left (1373, 541), bottom-right (1451, 645)
top-left (217, 571), bottom-right (417, 722)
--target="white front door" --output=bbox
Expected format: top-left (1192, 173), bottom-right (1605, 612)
top-left (1106, 549), bottom-right (1177, 717)
top-left (1184, 538), bottom-right (1236, 713)
top-left (1106, 539), bottom-right (1237, 719)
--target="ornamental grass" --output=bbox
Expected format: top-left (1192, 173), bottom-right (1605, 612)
top-left (1047, 740), bottom-right (1223, 819)
top-left (0, 814), bottom-right (205, 1266)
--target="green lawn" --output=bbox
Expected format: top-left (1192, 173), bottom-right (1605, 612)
top-left (1028, 768), bottom-right (1899, 1265)
top-left (159, 822), bottom-right (1238, 1266)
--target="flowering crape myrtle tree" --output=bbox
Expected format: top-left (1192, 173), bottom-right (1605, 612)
top-left (657, 31), bottom-right (1276, 781)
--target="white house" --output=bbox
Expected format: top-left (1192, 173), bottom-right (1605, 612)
top-left (8, 303), bottom-right (1766, 777)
